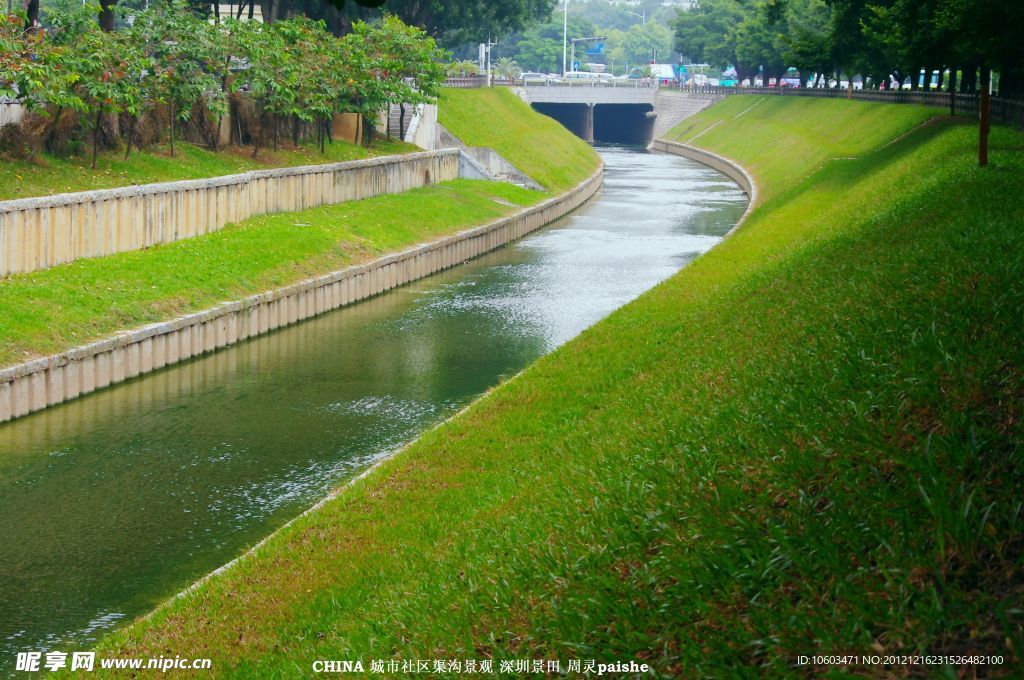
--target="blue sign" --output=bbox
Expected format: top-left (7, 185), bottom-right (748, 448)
top-left (573, 61), bottom-right (580, 71)
top-left (586, 42), bottom-right (605, 55)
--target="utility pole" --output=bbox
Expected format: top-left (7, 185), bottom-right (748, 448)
top-left (485, 37), bottom-right (497, 86)
top-left (562, 0), bottom-right (569, 76)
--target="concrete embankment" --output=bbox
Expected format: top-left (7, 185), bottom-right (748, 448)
top-left (650, 138), bottom-right (757, 235)
top-left (0, 165), bottom-right (603, 425)
top-left (0, 150), bottom-right (459, 276)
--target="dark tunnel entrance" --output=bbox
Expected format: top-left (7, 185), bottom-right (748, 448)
top-left (531, 103), bottom-right (593, 142)
top-left (593, 104), bottom-right (655, 145)
top-left (531, 102), bottom-right (655, 146)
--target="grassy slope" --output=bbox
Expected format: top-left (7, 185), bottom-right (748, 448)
top-left (0, 180), bottom-right (537, 366)
top-left (438, 87), bottom-right (600, 192)
top-left (0, 88), bottom-right (598, 367)
top-left (97, 97), bottom-right (1024, 676)
top-left (0, 138), bottom-right (414, 200)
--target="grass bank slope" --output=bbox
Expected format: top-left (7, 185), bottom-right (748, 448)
top-left (439, 87), bottom-right (600, 192)
top-left (0, 138), bottom-right (413, 201)
top-left (100, 100), bottom-right (1023, 675)
top-left (0, 92), bottom-right (598, 367)
top-left (0, 180), bottom-right (536, 367)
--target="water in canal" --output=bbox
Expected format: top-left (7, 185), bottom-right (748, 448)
top-left (0, 147), bottom-right (746, 666)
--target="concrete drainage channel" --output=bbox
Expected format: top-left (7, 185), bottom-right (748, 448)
top-left (0, 166), bottom-right (604, 425)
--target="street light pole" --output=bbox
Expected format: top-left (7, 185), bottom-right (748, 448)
top-left (626, 9), bottom-right (644, 24)
top-left (562, 0), bottom-right (568, 76)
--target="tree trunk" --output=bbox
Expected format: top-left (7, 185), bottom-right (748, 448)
top-left (962, 65), bottom-right (977, 94)
top-left (24, 0), bottom-right (39, 28)
top-left (949, 69), bottom-right (958, 116)
top-left (44, 106), bottom-right (63, 153)
top-left (124, 116), bottom-right (136, 160)
top-left (169, 105), bottom-right (175, 157)
top-left (91, 110), bottom-right (103, 169)
top-left (259, 0), bottom-right (289, 23)
top-left (99, 0), bottom-right (116, 31)
top-left (399, 104), bottom-right (406, 140)
top-left (979, 68), bottom-right (990, 168)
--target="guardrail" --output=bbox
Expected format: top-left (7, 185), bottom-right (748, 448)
top-left (441, 76), bottom-right (1023, 128)
top-left (444, 76), bottom-right (515, 89)
top-left (661, 84), bottom-right (1024, 129)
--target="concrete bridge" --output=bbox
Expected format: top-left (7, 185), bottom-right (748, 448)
top-left (514, 84), bottom-right (721, 145)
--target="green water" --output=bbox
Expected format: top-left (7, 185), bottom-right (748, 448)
top-left (0, 147), bottom-right (747, 666)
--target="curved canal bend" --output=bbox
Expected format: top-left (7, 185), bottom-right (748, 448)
top-left (0, 147), bottom-right (747, 664)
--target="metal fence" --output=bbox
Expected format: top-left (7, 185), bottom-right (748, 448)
top-left (663, 84), bottom-right (1024, 129)
top-left (444, 76), bottom-right (516, 89)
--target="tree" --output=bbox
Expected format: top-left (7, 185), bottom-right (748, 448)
top-left (336, 15), bottom-right (447, 145)
top-left (514, 16), bottom-right (596, 73)
top-left (618, 21), bottom-right (673, 66)
top-left (254, 0), bottom-right (555, 46)
top-left (53, 20), bottom-right (150, 166)
top-left (674, 0), bottom-right (755, 82)
top-left (131, 1), bottom-right (227, 155)
top-left (494, 56), bottom-right (522, 79)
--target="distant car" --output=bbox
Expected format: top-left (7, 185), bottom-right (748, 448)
top-left (520, 72), bottom-right (551, 84)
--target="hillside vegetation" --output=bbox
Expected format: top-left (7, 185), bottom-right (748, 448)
top-left (439, 87), bottom-right (601, 192)
top-left (99, 98), bottom-right (1023, 675)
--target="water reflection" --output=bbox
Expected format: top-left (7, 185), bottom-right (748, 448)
top-left (0, 147), bottom-right (747, 666)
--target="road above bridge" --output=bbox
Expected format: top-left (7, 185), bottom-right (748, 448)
top-left (513, 85), bottom-right (721, 144)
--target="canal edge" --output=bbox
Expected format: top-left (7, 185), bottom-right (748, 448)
top-left (0, 165), bottom-right (604, 426)
top-left (650, 138), bottom-right (758, 238)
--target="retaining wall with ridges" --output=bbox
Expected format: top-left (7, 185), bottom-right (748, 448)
top-left (0, 165), bottom-right (604, 424)
top-left (0, 150), bottom-right (460, 277)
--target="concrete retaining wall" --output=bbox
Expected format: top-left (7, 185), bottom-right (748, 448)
top-left (0, 164), bottom-right (604, 425)
top-left (0, 149), bottom-right (460, 277)
top-left (650, 138), bottom-right (755, 202)
top-left (650, 139), bottom-right (757, 238)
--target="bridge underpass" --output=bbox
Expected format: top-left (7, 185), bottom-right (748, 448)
top-left (517, 85), bottom-right (721, 146)
top-left (531, 103), bottom-right (594, 142)
top-left (594, 104), bottom-right (655, 145)
top-left (530, 102), bottom-right (656, 145)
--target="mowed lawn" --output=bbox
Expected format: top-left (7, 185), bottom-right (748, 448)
top-left (0, 137), bottom-right (415, 201)
top-left (439, 87), bottom-right (600, 192)
top-left (95, 98), bottom-right (1024, 676)
top-left (0, 89), bottom-right (601, 367)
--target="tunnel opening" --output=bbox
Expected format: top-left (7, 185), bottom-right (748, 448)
top-left (593, 104), bottom-right (655, 145)
top-left (531, 102), bottom-right (655, 146)
top-left (531, 103), bottom-right (593, 142)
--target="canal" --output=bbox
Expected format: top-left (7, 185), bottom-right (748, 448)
top-left (0, 147), bottom-right (747, 666)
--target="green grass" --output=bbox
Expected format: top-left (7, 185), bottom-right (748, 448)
top-left (0, 180), bottom-right (539, 366)
top-left (96, 98), bottom-right (1024, 676)
top-left (666, 95), bottom-right (938, 202)
top-left (0, 138), bottom-right (414, 200)
top-left (438, 87), bottom-right (601, 192)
